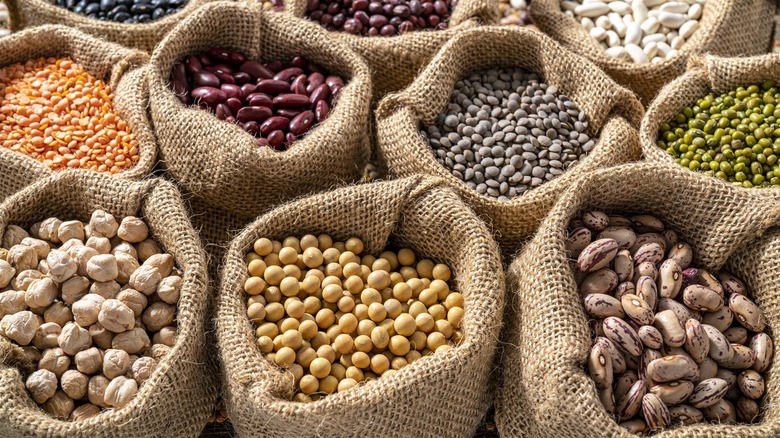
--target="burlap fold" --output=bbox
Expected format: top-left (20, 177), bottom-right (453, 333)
top-left (0, 25), bottom-right (157, 200)
top-left (496, 161), bottom-right (780, 437)
top-left (283, 0), bottom-right (498, 98)
top-left (148, 1), bottom-right (373, 217)
top-left (531, 0), bottom-right (776, 104)
top-left (375, 25), bottom-right (643, 252)
top-left (0, 172), bottom-right (215, 437)
top-left (217, 176), bottom-right (504, 437)
top-left (4, 0), bottom-right (212, 53)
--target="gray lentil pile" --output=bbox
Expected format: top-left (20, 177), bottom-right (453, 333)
top-left (421, 68), bottom-right (593, 201)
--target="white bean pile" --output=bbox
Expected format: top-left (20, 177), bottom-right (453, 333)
top-left (562, 0), bottom-right (706, 64)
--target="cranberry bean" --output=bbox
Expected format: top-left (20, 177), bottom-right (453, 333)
top-left (260, 116), bottom-right (290, 135)
top-left (268, 130), bottom-right (285, 149)
top-left (225, 98), bottom-right (243, 115)
top-left (221, 84), bottom-right (243, 101)
top-left (248, 94), bottom-right (273, 108)
top-left (193, 71), bottom-right (220, 88)
top-left (240, 61), bottom-right (274, 80)
top-left (237, 106), bottom-right (273, 124)
top-left (256, 80), bottom-right (291, 94)
top-left (273, 94), bottom-right (311, 108)
top-left (315, 100), bottom-right (330, 122)
top-left (277, 109), bottom-right (303, 118)
top-left (206, 48), bottom-right (246, 65)
top-left (290, 111), bottom-right (315, 136)
top-left (233, 72), bottom-right (252, 85)
top-left (191, 87), bottom-right (227, 106)
top-left (185, 55), bottom-right (202, 74)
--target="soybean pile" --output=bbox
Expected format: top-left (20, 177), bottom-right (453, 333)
top-left (421, 67), bottom-right (592, 201)
top-left (658, 81), bottom-right (780, 188)
top-left (569, 211), bottom-right (772, 433)
top-left (53, 0), bottom-right (187, 23)
top-left (305, 0), bottom-right (456, 36)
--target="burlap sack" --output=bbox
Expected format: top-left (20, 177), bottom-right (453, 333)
top-left (0, 171), bottom-right (216, 437)
top-left (530, 0), bottom-right (776, 105)
top-left (495, 161), bottom-right (780, 437)
top-left (4, 0), bottom-right (212, 53)
top-left (282, 0), bottom-right (498, 99)
top-left (217, 176), bottom-right (504, 437)
top-left (0, 25), bottom-right (157, 200)
top-left (148, 1), bottom-right (372, 217)
top-left (375, 26), bottom-right (643, 252)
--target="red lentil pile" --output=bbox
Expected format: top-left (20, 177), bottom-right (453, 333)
top-left (0, 57), bottom-right (140, 173)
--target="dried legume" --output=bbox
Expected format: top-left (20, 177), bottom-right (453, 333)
top-left (658, 81), bottom-right (780, 188)
top-left (563, 0), bottom-right (706, 64)
top-left (244, 235), bottom-right (463, 401)
top-left (0, 211), bottom-right (181, 420)
top-left (305, 0), bottom-right (456, 36)
top-left (169, 48), bottom-right (343, 151)
top-left (499, 0), bottom-right (532, 26)
top-left (53, 0), bottom-right (187, 23)
top-left (0, 57), bottom-right (140, 173)
top-left (568, 211), bottom-right (773, 433)
top-left (421, 67), bottom-right (592, 201)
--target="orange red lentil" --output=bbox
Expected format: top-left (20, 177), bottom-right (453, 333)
top-left (0, 57), bottom-right (139, 173)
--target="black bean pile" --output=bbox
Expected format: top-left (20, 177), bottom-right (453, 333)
top-left (421, 68), bottom-right (593, 201)
top-left (305, 0), bottom-right (456, 36)
top-left (54, 0), bottom-right (186, 23)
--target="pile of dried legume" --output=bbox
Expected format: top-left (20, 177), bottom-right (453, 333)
top-left (421, 67), bottom-right (592, 201)
top-left (244, 235), bottom-right (462, 401)
top-left (568, 211), bottom-right (772, 433)
top-left (0, 57), bottom-right (140, 173)
top-left (169, 49), bottom-right (342, 151)
top-left (305, 0), bottom-right (456, 35)
top-left (499, 0), bottom-right (532, 26)
top-left (0, 211), bottom-right (181, 420)
top-left (658, 81), bottom-right (780, 188)
top-left (53, 0), bottom-right (187, 23)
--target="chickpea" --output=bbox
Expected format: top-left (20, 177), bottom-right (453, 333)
top-left (131, 356), bottom-right (158, 384)
top-left (89, 324), bottom-right (114, 350)
top-left (39, 347), bottom-right (71, 377)
top-left (33, 322), bottom-right (62, 350)
top-left (89, 211), bottom-right (119, 238)
top-left (104, 376), bottom-right (138, 408)
top-left (115, 252), bottom-right (140, 285)
top-left (129, 265), bottom-right (161, 295)
top-left (74, 347), bottom-right (103, 374)
top-left (72, 294), bottom-right (105, 327)
top-left (61, 369), bottom-right (89, 400)
top-left (89, 280), bottom-right (120, 299)
top-left (3, 225), bottom-right (29, 249)
top-left (153, 326), bottom-right (177, 347)
top-left (0, 259), bottom-right (16, 288)
top-left (112, 327), bottom-right (150, 354)
top-left (70, 403), bottom-right (101, 421)
top-left (135, 239), bottom-right (162, 262)
top-left (111, 242), bottom-right (138, 259)
top-left (98, 299), bottom-right (135, 333)
top-left (47, 250), bottom-right (77, 283)
top-left (26, 369), bottom-right (57, 404)
top-left (86, 236), bottom-right (112, 255)
top-left (117, 217), bottom-right (148, 243)
top-left (1, 310), bottom-right (40, 345)
top-left (61, 276), bottom-right (90, 305)
top-left (142, 302), bottom-right (176, 332)
top-left (103, 349), bottom-right (131, 379)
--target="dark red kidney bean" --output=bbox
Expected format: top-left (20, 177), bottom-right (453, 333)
top-left (369, 2), bottom-right (383, 14)
top-left (216, 73), bottom-right (235, 85)
top-left (206, 48), bottom-right (246, 65)
top-left (273, 94), bottom-right (311, 108)
top-left (268, 130), bottom-right (285, 149)
top-left (389, 16), bottom-right (402, 26)
top-left (233, 72), bottom-right (252, 85)
top-left (325, 75), bottom-right (345, 88)
top-left (398, 20), bottom-right (414, 33)
top-left (273, 68), bottom-right (305, 83)
top-left (192, 87), bottom-right (227, 106)
top-left (221, 84), bottom-right (243, 101)
top-left (215, 103), bottom-right (233, 120)
top-left (226, 116), bottom-right (236, 123)
top-left (409, 0), bottom-right (422, 15)
top-left (368, 27), bottom-right (379, 36)
top-left (257, 137), bottom-right (270, 147)
top-left (285, 132), bottom-right (297, 144)
top-left (256, 80), bottom-right (291, 94)
top-left (172, 63), bottom-right (188, 87)
top-left (236, 106), bottom-right (273, 123)
top-left (380, 24), bottom-right (395, 36)
top-left (306, 0), bottom-right (319, 12)
top-left (330, 84), bottom-right (342, 99)
top-left (265, 60), bottom-right (284, 73)
top-left (226, 98), bottom-right (243, 114)
top-left (326, 2), bottom-right (340, 14)
top-left (291, 56), bottom-right (308, 69)
top-left (352, 0), bottom-right (368, 9)
top-left (185, 55), bottom-right (202, 74)
top-left (240, 84), bottom-right (257, 99)
top-left (248, 93), bottom-right (273, 108)
top-left (421, 2), bottom-right (434, 15)
top-left (433, 0), bottom-right (447, 15)
top-left (315, 100), bottom-right (330, 122)
top-left (291, 75), bottom-right (308, 95)
top-left (344, 18), bottom-right (362, 33)
top-left (244, 121), bottom-right (260, 135)
top-left (198, 54), bottom-right (212, 66)
top-left (354, 10), bottom-right (370, 25)
top-left (308, 63), bottom-right (325, 75)
top-left (213, 64), bottom-right (236, 74)
top-left (393, 4), bottom-right (410, 17)
top-left (240, 61), bottom-right (274, 80)
top-left (332, 13), bottom-right (346, 28)
top-left (193, 70), bottom-right (220, 88)
top-left (310, 84), bottom-right (330, 104)
top-left (428, 15), bottom-right (440, 27)
top-left (277, 109), bottom-right (303, 118)
top-left (307, 72), bottom-right (325, 92)
top-left (176, 94), bottom-right (192, 105)
top-left (260, 116), bottom-right (290, 135)
top-left (321, 13), bottom-right (333, 25)
top-left (170, 80), bottom-right (187, 97)
top-left (290, 111), bottom-right (315, 136)
top-left (382, 4), bottom-right (393, 14)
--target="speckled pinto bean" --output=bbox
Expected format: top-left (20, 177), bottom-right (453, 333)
top-left (305, 0), bottom-right (456, 36)
top-left (169, 50), bottom-right (343, 151)
top-left (0, 57), bottom-right (140, 173)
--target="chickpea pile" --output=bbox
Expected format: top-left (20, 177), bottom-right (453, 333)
top-left (0, 57), bottom-right (140, 173)
top-left (0, 211), bottom-right (181, 420)
top-left (244, 235), bottom-right (463, 402)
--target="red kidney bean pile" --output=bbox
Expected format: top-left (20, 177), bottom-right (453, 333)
top-left (168, 48), bottom-right (343, 151)
top-left (305, 0), bottom-right (457, 36)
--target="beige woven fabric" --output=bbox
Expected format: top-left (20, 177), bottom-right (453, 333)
top-left (4, 0), bottom-right (212, 53)
top-left (375, 26), bottom-right (643, 252)
top-left (148, 1), bottom-right (373, 217)
top-left (0, 172), bottom-right (215, 437)
top-left (217, 176), bottom-right (504, 437)
top-left (531, 0), bottom-right (776, 105)
top-left (283, 0), bottom-right (499, 99)
top-left (0, 25), bottom-right (157, 200)
top-left (495, 161), bottom-right (780, 437)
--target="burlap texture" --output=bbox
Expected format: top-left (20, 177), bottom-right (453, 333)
top-left (375, 26), bottom-right (643, 252)
top-left (217, 176), bottom-right (504, 437)
top-left (4, 0), bottom-right (213, 53)
top-left (147, 1), bottom-right (373, 217)
top-left (495, 161), bottom-right (780, 437)
top-left (0, 25), bottom-right (157, 200)
top-left (283, 0), bottom-right (499, 99)
top-left (0, 172), bottom-right (215, 437)
top-left (531, 0), bottom-right (776, 105)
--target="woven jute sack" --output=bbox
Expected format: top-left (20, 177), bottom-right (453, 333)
top-left (282, 0), bottom-right (498, 99)
top-left (375, 26), bottom-right (643, 252)
top-left (217, 176), bottom-right (504, 437)
top-left (531, 0), bottom-right (776, 105)
top-left (0, 25), bottom-right (158, 200)
top-left (4, 0), bottom-right (212, 53)
top-left (495, 161), bottom-right (780, 437)
top-left (0, 171), bottom-right (216, 437)
top-left (148, 1), bottom-right (373, 217)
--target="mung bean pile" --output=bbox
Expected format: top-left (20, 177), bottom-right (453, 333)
top-left (421, 67), bottom-right (592, 201)
top-left (0, 211), bottom-right (181, 420)
top-left (243, 235), bottom-right (463, 401)
top-left (304, 0), bottom-right (456, 36)
top-left (658, 81), bottom-right (780, 188)
top-left (568, 211), bottom-right (772, 434)
top-left (52, 0), bottom-right (187, 23)
top-left (0, 57), bottom-right (140, 173)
